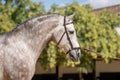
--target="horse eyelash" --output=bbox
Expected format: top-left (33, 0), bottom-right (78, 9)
top-left (69, 31), bottom-right (74, 34)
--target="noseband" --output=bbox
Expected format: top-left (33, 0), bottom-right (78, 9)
top-left (57, 16), bottom-right (80, 54)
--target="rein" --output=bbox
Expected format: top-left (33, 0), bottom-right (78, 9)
top-left (57, 16), bottom-right (80, 54)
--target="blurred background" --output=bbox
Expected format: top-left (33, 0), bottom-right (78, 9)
top-left (0, 0), bottom-right (120, 80)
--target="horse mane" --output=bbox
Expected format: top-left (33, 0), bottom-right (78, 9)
top-left (26, 13), bottom-right (61, 22)
top-left (9, 13), bottom-right (61, 34)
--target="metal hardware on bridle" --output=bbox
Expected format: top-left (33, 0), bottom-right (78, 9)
top-left (57, 16), bottom-right (80, 54)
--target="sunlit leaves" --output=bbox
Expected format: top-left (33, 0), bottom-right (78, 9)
top-left (1, 0), bottom-right (120, 73)
top-left (47, 2), bottom-right (120, 73)
top-left (0, 0), bottom-right (46, 34)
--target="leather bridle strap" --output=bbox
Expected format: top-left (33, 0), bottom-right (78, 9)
top-left (57, 16), bottom-right (73, 47)
top-left (63, 16), bottom-right (74, 49)
top-left (57, 16), bottom-right (80, 54)
top-left (66, 47), bottom-right (80, 54)
top-left (57, 32), bottom-right (66, 45)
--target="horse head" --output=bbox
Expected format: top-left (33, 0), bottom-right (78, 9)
top-left (52, 14), bottom-right (81, 61)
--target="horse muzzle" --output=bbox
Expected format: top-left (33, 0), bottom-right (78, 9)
top-left (68, 49), bottom-right (81, 61)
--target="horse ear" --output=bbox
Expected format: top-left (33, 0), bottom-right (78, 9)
top-left (67, 13), bottom-right (75, 19)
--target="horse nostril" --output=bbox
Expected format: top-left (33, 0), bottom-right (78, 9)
top-left (77, 52), bottom-right (80, 57)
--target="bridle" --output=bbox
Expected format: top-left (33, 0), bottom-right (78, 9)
top-left (57, 16), bottom-right (80, 54)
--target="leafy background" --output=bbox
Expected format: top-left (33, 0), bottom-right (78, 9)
top-left (0, 0), bottom-right (120, 73)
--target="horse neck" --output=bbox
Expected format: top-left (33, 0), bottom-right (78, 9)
top-left (9, 17), bottom-right (59, 61)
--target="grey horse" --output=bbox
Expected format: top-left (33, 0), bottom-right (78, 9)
top-left (0, 14), bottom-right (81, 80)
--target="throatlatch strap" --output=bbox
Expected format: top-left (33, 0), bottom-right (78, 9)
top-left (57, 16), bottom-right (80, 54)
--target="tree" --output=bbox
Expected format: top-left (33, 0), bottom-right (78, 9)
top-left (1, 0), bottom-right (120, 75)
top-left (0, 0), bottom-right (46, 33)
top-left (39, 2), bottom-right (120, 74)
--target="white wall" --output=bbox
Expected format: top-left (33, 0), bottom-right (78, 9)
top-left (35, 60), bottom-right (120, 78)
top-left (96, 60), bottom-right (120, 77)
top-left (35, 62), bottom-right (80, 77)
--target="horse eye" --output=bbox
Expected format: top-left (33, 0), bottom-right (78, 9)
top-left (69, 31), bottom-right (74, 34)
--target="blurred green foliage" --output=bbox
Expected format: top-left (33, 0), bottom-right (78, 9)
top-left (0, 0), bottom-right (120, 73)
top-left (0, 0), bottom-right (45, 33)
top-left (42, 2), bottom-right (120, 73)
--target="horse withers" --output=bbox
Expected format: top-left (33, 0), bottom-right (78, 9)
top-left (0, 14), bottom-right (81, 80)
